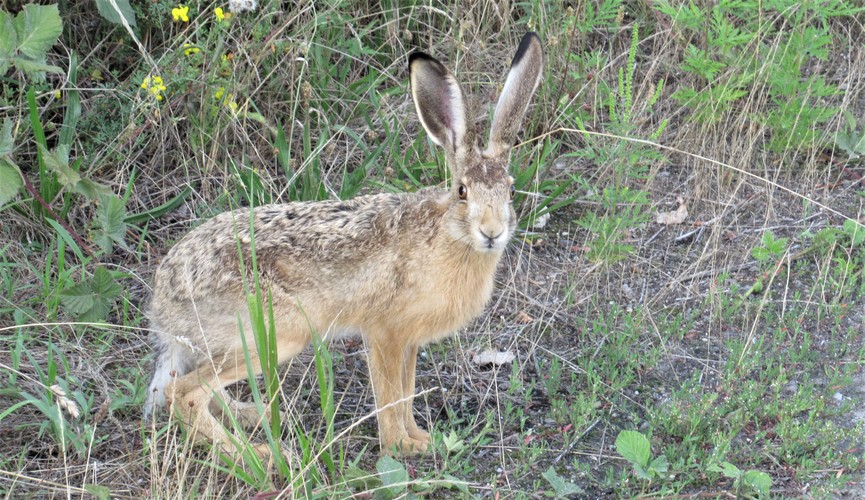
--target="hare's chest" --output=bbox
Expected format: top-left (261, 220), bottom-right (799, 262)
top-left (396, 252), bottom-right (501, 343)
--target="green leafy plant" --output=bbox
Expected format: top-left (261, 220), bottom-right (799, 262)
top-left (572, 25), bottom-right (665, 264)
top-left (707, 461), bottom-right (771, 498)
top-left (751, 230), bottom-right (789, 262)
top-left (615, 430), bottom-right (669, 481)
top-left (0, 4), bottom-right (63, 80)
top-left (835, 110), bottom-right (865, 160)
top-left (58, 266), bottom-right (122, 322)
top-left (542, 466), bottom-right (585, 498)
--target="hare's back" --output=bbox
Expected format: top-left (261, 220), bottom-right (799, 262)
top-left (152, 191), bottom-right (443, 303)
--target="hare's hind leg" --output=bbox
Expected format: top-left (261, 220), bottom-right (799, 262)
top-left (400, 344), bottom-right (430, 446)
top-left (171, 352), bottom-right (268, 456)
top-left (368, 337), bottom-right (428, 455)
top-left (170, 339), bottom-right (300, 458)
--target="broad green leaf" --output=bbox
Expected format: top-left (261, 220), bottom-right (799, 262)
top-left (74, 178), bottom-right (112, 201)
top-left (94, 0), bottom-right (138, 29)
top-left (708, 461), bottom-right (742, 479)
top-left (91, 266), bottom-right (122, 297)
top-left (91, 194), bottom-right (129, 254)
top-left (83, 484), bottom-right (111, 500)
top-left (0, 119), bottom-right (13, 155)
top-left (649, 455), bottom-right (669, 475)
top-left (13, 4), bottom-right (63, 59)
top-left (843, 219), bottom-right (865, 247)
top-left (376, 455), bottom-right (407, 496)
top-left (342, 465), bottom-right (382, 490)
top-left (541, 467), bottom-right (585, 498)
top-left (60, 267), bottom-right (121, 322)
top-left (615, 430), bottom-right (651, 469)
top-left (742, 470), bottom-right (771, 497)
top-left (0, 158), bottom-right (23, 206)
top-left (12, 56), bottom-right (64, 77)
top-left (59, 282), bottom-right (97, 316)
top-left (38, 144), bottom-right (80, 187)
top-left (0, 11), bottom-right (15, 74)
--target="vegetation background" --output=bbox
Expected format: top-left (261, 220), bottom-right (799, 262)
top-left (1, 0), bottom-right (865, 497)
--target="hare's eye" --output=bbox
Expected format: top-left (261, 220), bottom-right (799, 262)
top-left (458, 184), bottom-right (468, 200)
top-left (509, 184), bottom-right (516, 200)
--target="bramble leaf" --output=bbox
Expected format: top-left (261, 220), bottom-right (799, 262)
top-left (0, 158), bottom-right (23, 207)
top-left (542, 467), bottom-right (585, 498)
top-left (13, 4), bottom-right (62, 59)
top-left (91, 194), bottom-right (129, 254)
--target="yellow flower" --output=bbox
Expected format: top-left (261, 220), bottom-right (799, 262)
top-left (142, 75), bottom-right (167, 101)
top-left (172, 5), bottom-right (189, 22)
top-left (214, 7), bottom-right (226, 21)
top-left (183, 43), bottom-right (201, 56)
top-left (214, 86), bottom-right (225, 100)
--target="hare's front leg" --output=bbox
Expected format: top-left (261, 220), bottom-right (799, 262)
top-left (368, 337), bottom-right (428, 454)
top-left (400, 344), bottom-right (430, 446)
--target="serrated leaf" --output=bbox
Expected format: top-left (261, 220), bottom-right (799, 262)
top-left (59, 282), bottom-right (97, 316)
top-left (843, 219), bottom-right (865, 247)
top-left (59, 267), bottom-right (120, 322)
top-left (0, 158), bottom-right (24, 206)
top-left (74, 178), bottom-right (112, 200)
top-left (649, 454), bottom-right (669, 474)
top-left (615, 430), bottom-right (651, 469)
top-left (742, 470), bottom-right (771, 497)
top-left (343, 465), bottom-right (382, 490)
top-left (376, 455), bottom-right (407, 496)
top-left (751, 246), bottom-right (769, 261)
top-left (94, 0), bottom-right (138, 28)
top-left (0, 119), bottom-right (13, 155)
top-left (83, 484), bottom-right (111, 500)
top-left (38, 144), bottom-right (80, 187)
top-left (91, 195), bottom-right (129, 254)
top-left (542, 467), bottom-right (585, 498)
top-left (91, 266), bottom-right (122, 297)
top-left (708, 461), bottom-right (742, 479)
top-left (13, 4), bottom-right (62, 59)
top-left (0, 11), bottom-right (15, 74)
top-left (441, 474), bottom-right (469, 494)
top-left (12, 55), bottom-right (63, 76)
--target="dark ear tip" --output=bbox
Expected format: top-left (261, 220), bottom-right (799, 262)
top-left (409, 51), bottom-right (435, 68)
top-left (512, 32), bottom-right (542, 67)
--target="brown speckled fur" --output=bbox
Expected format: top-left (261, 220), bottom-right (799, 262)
top-left (144, 33), bottom-right (543, 457)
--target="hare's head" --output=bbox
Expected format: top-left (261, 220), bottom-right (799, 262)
top-left (409, 33), bottom-right (543, 253)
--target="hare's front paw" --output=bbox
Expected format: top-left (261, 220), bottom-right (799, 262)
top-left (406, 425), bottom-right (430, 446)
top-left (382, 434), bottom-right (429, 456)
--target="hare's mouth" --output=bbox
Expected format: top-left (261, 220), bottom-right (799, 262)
top-left (474, 231), bottom-right (508, 252)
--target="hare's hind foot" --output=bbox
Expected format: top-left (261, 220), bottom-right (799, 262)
top-left (177, 397), bottom-right (284, 463)
top-left (220, 398), bottom-right (287, 430)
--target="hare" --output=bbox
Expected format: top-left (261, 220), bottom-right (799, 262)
top-left (144, 32), bottom-right (543, 456)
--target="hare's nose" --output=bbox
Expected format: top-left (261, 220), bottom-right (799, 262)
top-left (480, 229), bottom-right (504, 247)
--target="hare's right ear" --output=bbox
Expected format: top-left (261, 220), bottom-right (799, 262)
top-left (483, 32), bottom-right (544, 158)
top-left (409, 52), bottom-right (471, 154)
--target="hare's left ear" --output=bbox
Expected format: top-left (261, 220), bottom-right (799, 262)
top-left (483, 32), bottom-right (544, 158)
